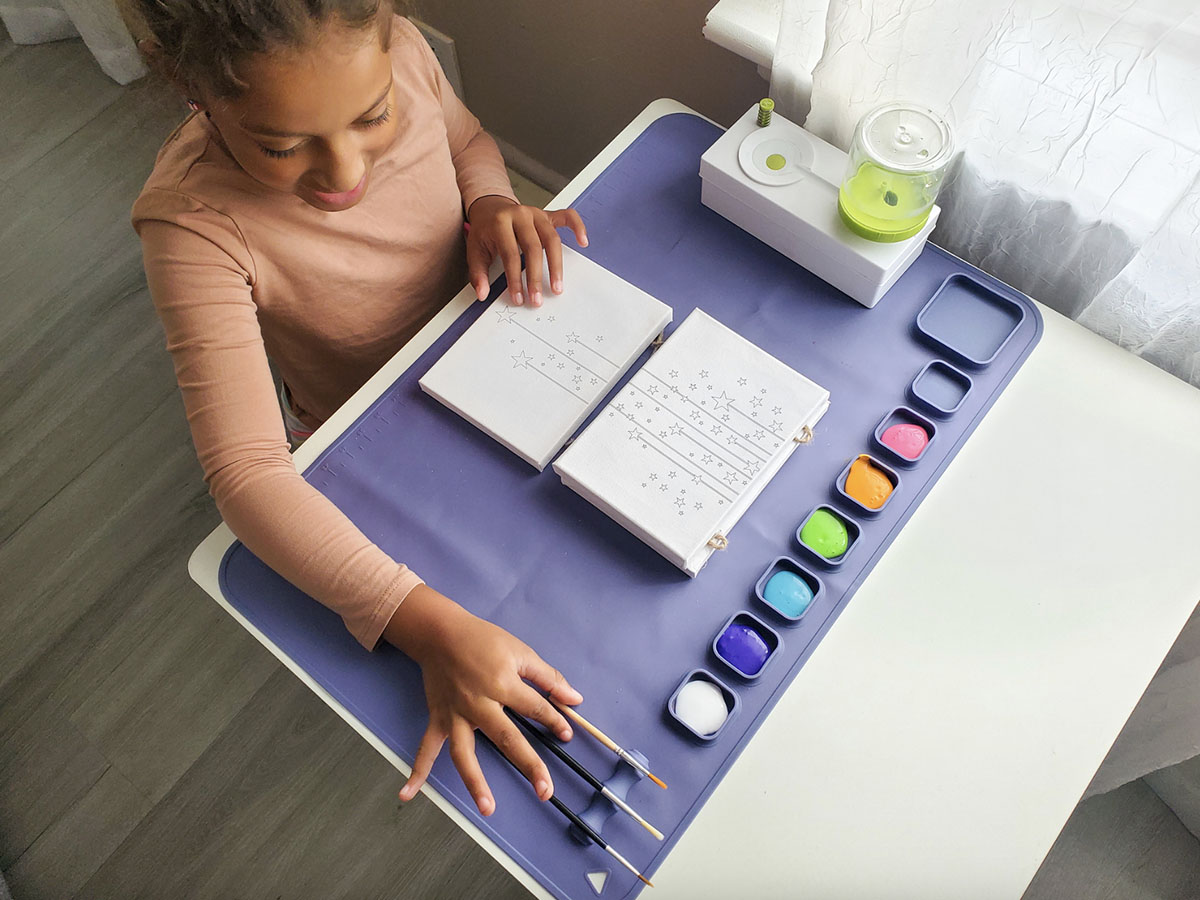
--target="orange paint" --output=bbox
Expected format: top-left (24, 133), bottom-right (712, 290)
top-left (845, 455), bottom-right (893, 509)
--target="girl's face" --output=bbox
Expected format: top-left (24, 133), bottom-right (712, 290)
top-left (204, 22), bottom-right (398, 212)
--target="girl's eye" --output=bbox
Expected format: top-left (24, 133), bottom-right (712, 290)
top-left (260, 145), bottom-right (299, 159)
top-left (361, 105), bottom-right (392, 128)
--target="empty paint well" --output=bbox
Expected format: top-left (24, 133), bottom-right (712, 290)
top-left (754, 556), bottom-right (823, 622)
top-left (667, 668), bottom-right (739, 742)
top-left (910, 359), bottom-right (972, 417)
top-left (835, 454), bottom-right (900, 515)
top-left (915, 273), bottom-right (1027, 368)
top-left (796, 505), bottom-right (861, 567)
top-left (712, 612), bottom-right (781, 680)
top-left (873, 407), bottom-right (936, 466)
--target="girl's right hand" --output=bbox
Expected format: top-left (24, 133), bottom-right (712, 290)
top-left (386, 583), bottom-right (583, 815)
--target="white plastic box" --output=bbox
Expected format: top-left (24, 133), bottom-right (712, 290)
top-left (699, 105), bottom-right (939, 309)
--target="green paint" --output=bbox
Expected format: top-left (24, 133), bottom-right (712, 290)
top-left (766, 153), bottom-right (787, 171)
top-left (800, 509), bottom-right (849, 559)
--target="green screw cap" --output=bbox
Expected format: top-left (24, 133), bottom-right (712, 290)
top-left (757, 98), bottom-right (775, 128)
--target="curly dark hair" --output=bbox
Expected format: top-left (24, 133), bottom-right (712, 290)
top-left (122, 0), bottom-right (397, 97)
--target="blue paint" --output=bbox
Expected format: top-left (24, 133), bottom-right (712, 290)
top-left (763, 571), bottom-right (814, 618)
top-left (716, 621), bottom-right (771, 677)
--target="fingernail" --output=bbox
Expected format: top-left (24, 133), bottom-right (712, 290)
top-left (398, 788), bottom-right (410, 802)
top-left (559, 727), bottom-right (573, 741)
top-left (552, 280), bottom-right (563, 294)
top-left (580, 236), bottom-right (589, 247)
top-left (536, 779), bottom-right (551, 800)
top-left (531, 291), bottom-right (542, 306)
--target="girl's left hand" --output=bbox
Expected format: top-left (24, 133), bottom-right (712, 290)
top-left (466, 196), bottom-right (588, 308)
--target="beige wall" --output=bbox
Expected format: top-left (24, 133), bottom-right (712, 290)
top-left (416, 1), bottom-right (766, 180)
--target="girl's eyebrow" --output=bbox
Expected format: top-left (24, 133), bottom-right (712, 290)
top-left (243, 80), bottom-right (393, 138)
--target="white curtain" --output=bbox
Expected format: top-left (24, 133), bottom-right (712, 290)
top-left (771, 0), bottom-right (1200, 386)
top-left (1, 0), bottom-right (145, 84)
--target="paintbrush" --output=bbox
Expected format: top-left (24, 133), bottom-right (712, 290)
top-left (505, 708), bottom-right (664, 841)
top-left (477, 731), bottom-right (654, 887)
top-left (552, 700), bottom-right (668, 790)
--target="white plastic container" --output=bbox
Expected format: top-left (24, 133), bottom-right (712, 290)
top-left (699, 103), bottom-right (940, 309)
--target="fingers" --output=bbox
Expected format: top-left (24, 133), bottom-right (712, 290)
top-left (510, 685), bottom-right (572, 742)
top-left (449, 720), bottom-right (496, 816)
top-left (515, 219), bottom-right (544, 307)
top-left (520, 653), bottom-right (584, 710)
top-left (535, 216), bottom-right (565, 295)
top-left (548, 208), bottom-right (588, 248)
top-left (398, 722), bottom-right (446, 803)
top-left (498, 238), bottom-right (525, 306)
top-left (465, 236), bottom-right (492, 302)
top-left (483, 714), bottom-right (554, 801)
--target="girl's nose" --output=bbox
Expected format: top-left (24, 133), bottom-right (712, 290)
top-left (317, 136), bottom-right (365, 193)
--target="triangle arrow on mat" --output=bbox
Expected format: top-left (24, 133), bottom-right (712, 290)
top-left (586, 869), bottom-right (610, 895)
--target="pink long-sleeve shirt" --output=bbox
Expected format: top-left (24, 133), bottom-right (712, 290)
top-left (133, 16), bottom-right (517, 649)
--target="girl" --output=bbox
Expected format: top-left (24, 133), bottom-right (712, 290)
top-left (125, 0), bottom-right (587, 818)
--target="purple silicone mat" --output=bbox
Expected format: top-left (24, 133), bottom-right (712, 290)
top-left (217, 113), bottom-right (1042, 900)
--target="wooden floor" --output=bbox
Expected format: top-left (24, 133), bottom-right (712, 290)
top-left (2, 30), bottom-right (1198, 900)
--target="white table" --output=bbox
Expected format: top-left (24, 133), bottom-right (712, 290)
top-left (190, 100), bottom-right (1200, 900)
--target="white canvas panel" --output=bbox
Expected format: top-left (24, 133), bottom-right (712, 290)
top-left (419, 247), bottom-right (673, 470)
top-left (554, 309), bottom-right (830, 575)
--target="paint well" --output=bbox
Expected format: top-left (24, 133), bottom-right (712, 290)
top-left (916, 273), bottom-right (1026, 366)
top-left (716, 620), bottom-right (773, 677)
top-left (845, 455), bottom-right (894, 509)
top-left (800, 508), bottom-right (849, 559)
top-left (763, 570), bottom-right (814, 618)
top-left (880, 422), bottom-right (928, 459)
top-left (674, 678), bottom-right (730, 736)
top-left (912, 360), bottom-right (971, 414)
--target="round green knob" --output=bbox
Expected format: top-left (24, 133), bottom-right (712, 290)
top-left (757, 98), bottom-right (775, 127)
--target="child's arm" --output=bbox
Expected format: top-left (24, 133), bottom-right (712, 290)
top-left (137, 205), bottom-right (418, 648)
top-left (137, 191), bottom-right (582, 815)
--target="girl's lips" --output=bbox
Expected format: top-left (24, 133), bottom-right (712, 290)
top-left (310, 173), bottom-right (367, 207)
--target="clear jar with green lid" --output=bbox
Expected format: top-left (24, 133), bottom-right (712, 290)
top-left (837, 103), bottom-right (954, 242)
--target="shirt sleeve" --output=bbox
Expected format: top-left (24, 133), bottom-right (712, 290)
top-left (134, 189), bottom-right (423, 649)
top-left (401, 18), bottom-right (519, 213)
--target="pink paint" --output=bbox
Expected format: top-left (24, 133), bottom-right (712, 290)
top-left (880, 423), bottom-right (928, 459)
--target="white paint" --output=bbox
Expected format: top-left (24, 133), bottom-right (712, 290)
top-left (674, 679), bottom-right (730, 736)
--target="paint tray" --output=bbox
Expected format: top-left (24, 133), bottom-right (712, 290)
top-left (915, 273), bottom-right (1027, 367)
